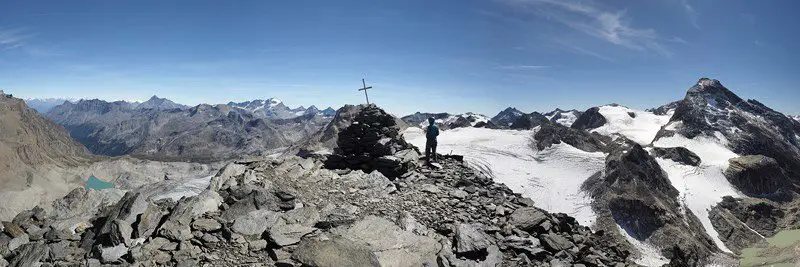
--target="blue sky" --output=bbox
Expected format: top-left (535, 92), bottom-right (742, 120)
top-left (0, 0), bottom-right (797, 116)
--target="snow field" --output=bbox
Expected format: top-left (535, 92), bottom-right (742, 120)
top-left (653, 131), bottom-right (742, 253)
top-left (592, 105), bottom-right (672, 145)
top-left (404, 127), bottom-right (605, 226)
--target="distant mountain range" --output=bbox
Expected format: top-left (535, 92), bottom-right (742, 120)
top-left (400, 112), bottom-right (491, 130)
top-left (401, 107), bottom-right (582, 131)
top-left (23, 98), bottom-right (77, 113)
top-left (43, 96), bottom-right (336, 162)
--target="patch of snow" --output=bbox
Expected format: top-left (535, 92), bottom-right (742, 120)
top-left (616, 224), bottom-right (670, 266)
top-left (592, 105), bottom-right (671, 145)
top-left (404, 127), bottom-right (605, 226)
top-left (653, 132), bottom-right (742, 253)
top-left (555, 112), bottom-right (578, 127)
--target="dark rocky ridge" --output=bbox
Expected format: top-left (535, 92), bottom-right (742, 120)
top-left (491, 107), bottom-right (525, 128)
top-left (646, 101), bottom-right (680, 116)
top-left (650, 147), bottom-right (701, 166)
top-left (509, 112), bottom-right (550, 130)
top-left (571, 107), bottom-right (607, 131)
top-left (533, 123), bottom-right (611, 153)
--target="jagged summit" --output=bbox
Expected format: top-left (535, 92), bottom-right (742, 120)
top-left (661, 78), bottom-right (800, 178)
top-left (137, 95), bottom-right (187, 110)
top-left (491, 107), bottom-right (525, 127)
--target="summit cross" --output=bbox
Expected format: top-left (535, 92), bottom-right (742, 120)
top-left (358, 78), bottom-right (373, 105)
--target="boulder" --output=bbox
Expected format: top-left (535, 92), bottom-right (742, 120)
top-left (292, 237), bottom-right (380, 267)
top-left (158, 190), bottom-right (222, 241)
top-left (135, 201), bottom-right (170, 239)
top-left (232, 210), bottom-right (280, 237)
top-left (192, 218), bottom-right (222, 232)
top-left (268, 224), bottom-right (315, 247)
top-left (455, 223), bottom-right (492, 257)
top-left (7, 234), bottom-right (29, 252)
top-left (508, 208), bottom-right (548, 232)
top-left (99, 244), bottom-right (128, 264)
top-left (539, 234), bottom-right (574, 252)
top-left (335, 216), bottom-right (441, 267)
top-left (1, 222), bottom-right (24, 238)
top-left (8, 242), bottom-right (48, 267)
top-left (209, 163), bottom-right (247, 191)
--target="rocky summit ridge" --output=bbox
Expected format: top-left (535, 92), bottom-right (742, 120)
top-left (0, 104), bottom-right (635, 267)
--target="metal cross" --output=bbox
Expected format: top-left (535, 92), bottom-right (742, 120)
top-left (358, 78), bottom-right (373, 105)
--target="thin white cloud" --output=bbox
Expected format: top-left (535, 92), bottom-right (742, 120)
top-left (500, 0), bottom-right (670, 56)
top-left (554, 40), bottom-right (614, 61)
top-left (496, 64), bottom-right (551, 70)
top-left (679, 0), bottom-right (700, 29)
top-left (668, 37), bottom-right (690, 45)
top-left (0, 28), bottom-right (34, 50)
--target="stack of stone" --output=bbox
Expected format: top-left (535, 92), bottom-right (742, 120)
top-left (325, 104), bottom-right (419, 178)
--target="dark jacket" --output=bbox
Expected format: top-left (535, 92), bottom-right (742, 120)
top-left (426, 124), bottom-right (440, 140)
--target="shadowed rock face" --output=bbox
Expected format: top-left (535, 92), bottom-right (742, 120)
top-left (533, 123), bottom-right (611, 153)
top-left (490, 107), bottom-right (525, 128)
top-left (571, 107), bottom-right (607, 131)
top-left (708, 196), bottom-right (788, 253)
top-left (509, 112), bottom-right (549, 130)
top-left (651, 147), bottom-right (701, 166)
top-left (647, 101), bottom-right (681, 116)
top-left (725, 155), bottom-right (791, 198)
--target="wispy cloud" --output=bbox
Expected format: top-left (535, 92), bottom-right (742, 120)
top-left (495, 64), bottom-right (551, 70)
top-left (553, 40), bottom-right (614, 61)
top-left (0, 28), bottom-right (34, 50)
top-left (500, 0), bottom-right (670, 56)
top-left (668, 37), bottom-right (689, 45)
top-left (678, 0), bottom-right (700, 29)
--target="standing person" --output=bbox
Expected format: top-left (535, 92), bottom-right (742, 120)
top-left (425, 117), bottom-right (440, 163)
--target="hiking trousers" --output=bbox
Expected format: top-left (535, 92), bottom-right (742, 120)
top-left (426, 139), bottom-right (437, 160)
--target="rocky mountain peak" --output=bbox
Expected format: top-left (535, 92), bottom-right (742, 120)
top-left (137, 95), bottom-right (186, 110)
top-left (662, 78), bottom-right (800, 179)
top-left (685, 78), bottom-right (744, 108)
top-left (491, 107), bottom-right (526, 127)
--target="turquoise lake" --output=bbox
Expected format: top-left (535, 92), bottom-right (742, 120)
top-left (85, 175), bottom-right (115, 190)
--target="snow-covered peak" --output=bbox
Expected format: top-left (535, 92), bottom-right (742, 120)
top-left (544, 109), bottom-right (581, 127)
top-left (696, 78), bottom-right (723, 89)
top-left (268, 98), bottom-right (282, 106)
top-left (591, 105), bottom-right (671, 145)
